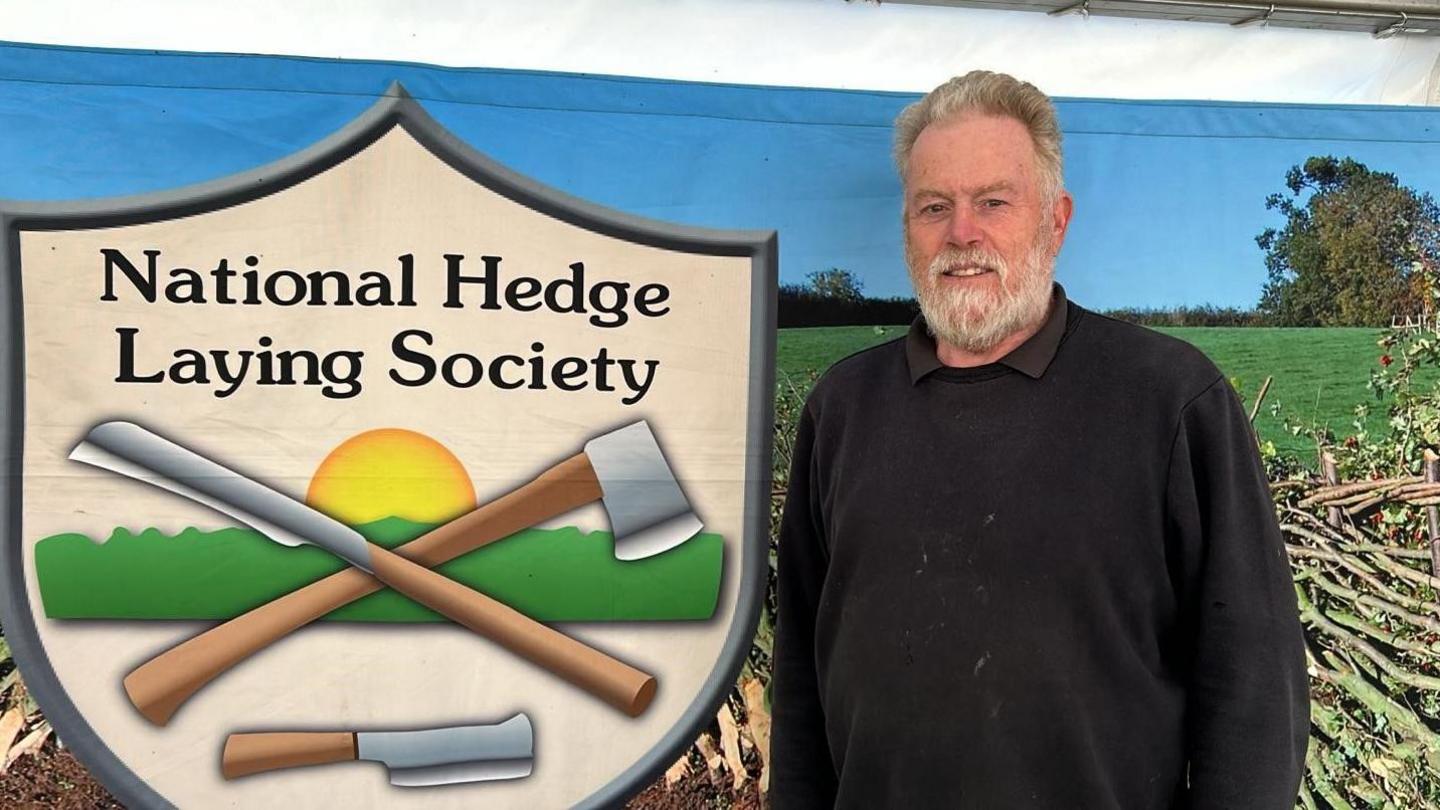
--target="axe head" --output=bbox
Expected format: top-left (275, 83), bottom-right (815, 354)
top-left (357, 714), bottom-right (534, 788)
top-left (584, 421), bottom-right (703, 561)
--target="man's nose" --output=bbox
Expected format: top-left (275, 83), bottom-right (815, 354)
top-left (948, 207), bottom-right (984, 247)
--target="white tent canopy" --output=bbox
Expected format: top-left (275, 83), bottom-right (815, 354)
top-left (901, 0), bottom-right (1440, 38)
top-left (6, 0), bottom-right (1440, 105)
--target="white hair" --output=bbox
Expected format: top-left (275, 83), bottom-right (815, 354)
top-left (894, 70), bottom-right (1065, 204)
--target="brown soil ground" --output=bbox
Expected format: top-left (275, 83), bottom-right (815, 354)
top-left (627, 755), bottom-right (765, 810)
top-left (0, 742), bottom-right (124, 809)
top-left (5, 743), bottom-right (764, 808)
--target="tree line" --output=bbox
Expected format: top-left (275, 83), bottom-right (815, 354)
top-left (779, 269), bottom-right (917, 328)
top-left (781, 271), bottom-right (1268, 329)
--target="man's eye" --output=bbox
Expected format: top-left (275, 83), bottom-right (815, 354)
top-left (982, 198), bottom-right (1008, 208)
top-left (921, 203), bottom-right (948, 215)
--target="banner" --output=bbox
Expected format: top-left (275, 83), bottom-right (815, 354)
top-left (3, 30), bottom-right (1440, 809)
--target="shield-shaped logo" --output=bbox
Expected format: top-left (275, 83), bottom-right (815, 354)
top-left (0, 84), bottom-right (775, 807)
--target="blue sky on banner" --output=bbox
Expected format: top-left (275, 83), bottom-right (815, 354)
top-left (3, 41), bottom-right (1439, 309)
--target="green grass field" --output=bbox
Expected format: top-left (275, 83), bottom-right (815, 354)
top-left (37, 519), bottom-right (722, 623)
top-left (777, 323), bottom-right (1424, 464)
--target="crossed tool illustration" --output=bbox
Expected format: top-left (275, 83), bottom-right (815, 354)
top-left (70, 420), bottom-right (702, 728)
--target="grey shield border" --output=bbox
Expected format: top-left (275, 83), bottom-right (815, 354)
top-left (0, 83), bottom-right (777, 809)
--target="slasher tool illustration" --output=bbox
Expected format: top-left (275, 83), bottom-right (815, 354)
top-left (71, 421), bottom-right (701, 721)
top-left (221, 713), bottom-right (534, 786)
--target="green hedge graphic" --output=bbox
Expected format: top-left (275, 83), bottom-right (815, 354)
top-left (36, 517), bottom-right (722, 622)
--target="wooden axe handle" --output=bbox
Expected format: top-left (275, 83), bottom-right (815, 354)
top-left (222, 731), bottom-right (356, 779)
top-left (367, 546), bottom-right (656, 716)
top-left (125, 452), bottom-right (607, 725)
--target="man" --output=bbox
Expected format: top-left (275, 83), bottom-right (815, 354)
top-left (770, 71), bottom-right (1309, 809)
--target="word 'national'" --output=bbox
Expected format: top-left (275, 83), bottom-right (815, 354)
top-left (100, 249), bottom-right (672, 327)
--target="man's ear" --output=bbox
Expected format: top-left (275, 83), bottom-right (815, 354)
top-left (1050, 190), bottom-right (1074, 254)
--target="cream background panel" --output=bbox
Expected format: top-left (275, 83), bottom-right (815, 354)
top-left (21, 128), bottom-right (755, 807)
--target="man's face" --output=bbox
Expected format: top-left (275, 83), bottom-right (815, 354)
top-left (903, 113), bottom-right (1072, 354)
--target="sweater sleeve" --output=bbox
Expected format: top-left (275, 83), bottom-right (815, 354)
top-left (1166, 377), bottom-right (1310, 809)
top-left (769, 402), bottom-right (838, 809)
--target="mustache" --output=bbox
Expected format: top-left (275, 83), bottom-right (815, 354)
top-left (925, 246), bottom-right (1008, 278)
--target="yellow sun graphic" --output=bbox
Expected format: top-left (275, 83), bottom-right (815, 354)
top-left (305, 428), bottom-right (477, 525)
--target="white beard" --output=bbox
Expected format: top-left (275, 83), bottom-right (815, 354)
top-left (907, 228), bottom-right (1055, 354)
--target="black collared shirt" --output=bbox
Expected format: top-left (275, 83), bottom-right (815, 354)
top-left (770, 288), bottom-right (1309, 809)
top-left (905, 282), bottom-right (1070, 383)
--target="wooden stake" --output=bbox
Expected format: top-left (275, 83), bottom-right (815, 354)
top-left (1321, 451), bottom-right (1342, 529)
top-left (1248, 375), bottom-right (1272, 424)
top-left (1426, 449), bottom-right (1440, 576)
